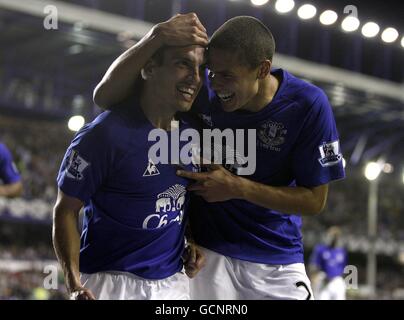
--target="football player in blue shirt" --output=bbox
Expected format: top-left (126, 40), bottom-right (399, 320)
top-left (53, 15), bottom-right (208, 300)
top-left (0, 142), bottom-right (23, 198)
top-left (309, 226), bottom-right (348, 300)
top-left (93, 15), bottom-right (345, 300)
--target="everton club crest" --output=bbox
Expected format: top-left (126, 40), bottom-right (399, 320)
top-left (257, 120), bottom-right (287, 151)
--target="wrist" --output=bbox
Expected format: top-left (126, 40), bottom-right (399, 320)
top-left (151, 24), bottom-right (166, 47)
top-left (233, 176), bottom-right (250, 200)
top-left (64, 270), bottom-right (82, 293)
top-left (67, 280), bottom-right (83, 294)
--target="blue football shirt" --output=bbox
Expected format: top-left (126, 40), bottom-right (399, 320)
top-left (0, 142), bottom-right (21, 184)
top-left (57, 99), bottom-right (195, 279)
top-left (189, 68), bottom-right (346, 264)
top-left (310, 245), bottom-right (347, 278)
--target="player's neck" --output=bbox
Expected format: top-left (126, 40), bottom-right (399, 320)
top-left (243, 74), bottom-right (280, 112)
top-left (140, 90), bottom-right (176, 131)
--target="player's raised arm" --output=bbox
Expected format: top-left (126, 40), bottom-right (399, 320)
top-left (93, 13), bottom-right (208, 109)
top-left (178, 165), bottom-right (329, 215)
top-left (52, 189), bottom-right (95, 300)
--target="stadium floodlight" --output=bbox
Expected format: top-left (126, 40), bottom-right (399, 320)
top-left (275, 0), bottom-right (295, 14)
top-left (68, 115), bottom-right (85, 132)
top-left (382, 163), bottom-right (393, 174)
top-left (381, 27), bottom-right (399, 43)
top-left (319, 10), bottom-right (338, 26)
top-left (297, 4), bottom-right (317, 20)
top-left (341, 16), bottom-right (360, 32)
top-left (401, 36), bottom-right (404, 48)
top-left (364, 162), bottom-right (382, 181)
top-left (251, 0), bottom-right (269, 6)
top-left (361, 22), bottom-right (380, 38)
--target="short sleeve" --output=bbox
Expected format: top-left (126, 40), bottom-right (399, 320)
top-left (56, 124), bottom-right (113, 203)
top-left (292, 90), bottom-right (345, 187)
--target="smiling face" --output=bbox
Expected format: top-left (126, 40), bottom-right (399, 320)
top-left (148, 45), bottom-right (206, 113)
top-left (206, 16), bottom-right (276, 113)
top-left (207, 48), bottom-right (262, 112)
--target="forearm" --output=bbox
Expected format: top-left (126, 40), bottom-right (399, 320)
top-left (93, 26), bottom-right (163, 108)
top-left (236, 177), bottom-right (327, 215)
top-left (0, 181), bottom-right (23, 198)
top-left (52, 207), bottom-right (82, 293)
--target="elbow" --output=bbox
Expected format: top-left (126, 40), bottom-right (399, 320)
top-left (53, 202), bottom-right (65, 222)
top-left (52, 203), bottom-right (68, 239)
top-left (310, 198), bottom-right (327, 216)
top-left (301, 199), bottom-right (326, 216)
top-left (52, 203), bottom-right (60, 224)
top-left (12, 183), bottom-right (23, 198)
top-left (52, 201), bottom-right (66, 226)
top-left (6, 182), bottom-right (23, 198)
top-left (93, 82), bottom-right (109, 109)
top-left (314, 203), bottom-right (326, 215)
top-left (303, 186), bottom-right (328, 216)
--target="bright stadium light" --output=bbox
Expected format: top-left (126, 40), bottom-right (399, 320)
top-left (381, 27), bottom-right (399, 43)
top-left (251, 0), bottom-right (269, 6)
top-left (297, 4), bottom-right (317, 20)
top-left (319, 10), bottom-right (338, 26)
top-left (341, 16), bottom-right (360, 32)
top-left (275, 0), bottom-right (295, 14)
top-left (68, 115), bottom-right (85, 132)
top-left (364, 162), bottom-right (382, 181)
top-left (382, 163), bottom-right (393, 174)
top-left (361, 22), bottom-right (380, 38)
top-left (401, 36), bottom-right (404, 48)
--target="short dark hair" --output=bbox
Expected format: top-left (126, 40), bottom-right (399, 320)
top-left (151, 46), bottom-right (166, 65)
top-left (209, 16), bottom-right (275, 68)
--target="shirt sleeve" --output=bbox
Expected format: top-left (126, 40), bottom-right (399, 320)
top-left (56, 124), bottom-right (113, 203)
top-left (292, 90), bottom-right (345, 187)
top-left (0, 143), bottom-right (21, 184)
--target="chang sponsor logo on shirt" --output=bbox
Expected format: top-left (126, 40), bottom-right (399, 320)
top-left (142, 184), bottom-right (186, 229)
top-left (65, 150), bottom-right (89, 180)
top-left (318, 140), bottom-right (342, 167)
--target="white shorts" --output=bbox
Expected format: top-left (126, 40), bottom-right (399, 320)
top-left (318, 276), bottom-right (346, 300)
top-left (81, 270), bottom-right (190, 300)
top-left (190, 247), bottom-right (314, 300)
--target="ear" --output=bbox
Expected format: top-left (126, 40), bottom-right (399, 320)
top-left (257, 60), bottom-right (271, 79)
top-left (141, 59), bottom-right (158, 80)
